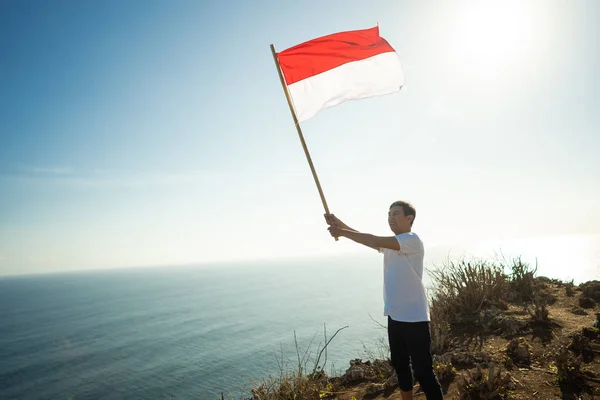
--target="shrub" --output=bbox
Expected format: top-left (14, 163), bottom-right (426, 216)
top-left (249, 373), bottom-right (326, 400)
top-left (581, 326), bottom-right (599, 340)
top-left (507, 256), bottom-right (537, 302)
top-left (456, 363), bottom-right (513, 400)
top-left (580, 280), bottom-right (600, 302)
top-left (433, 354), bottom-right (456, 383)
top-left (578, 281), bottom-right (600, 310)
top-left (579, 296), bottom-right (595, 309)
top-left (565, 280), bottom-right (575, 297)
top-left (553, 346), bottom-right (584, 386)
top-left (568, 333), bottom-right (594, 362)
top-left (429, 298), bottom-right (452, 355)
top-left (429, 257), bottom-right (508, 325)
top-left (527, 294), bottom-right (550, 324)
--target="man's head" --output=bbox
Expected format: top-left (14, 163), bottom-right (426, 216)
top-left (388, 200), bottom-right (416, 234)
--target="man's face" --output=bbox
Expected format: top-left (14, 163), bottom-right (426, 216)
top-left (388, 205), bottom-right (412, 234)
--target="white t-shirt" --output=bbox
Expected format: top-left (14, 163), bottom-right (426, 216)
top-left (378, 232), bottom-right (430, 322)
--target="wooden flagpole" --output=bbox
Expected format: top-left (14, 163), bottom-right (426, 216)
top-left (270, 44), bottom-right (337, 240)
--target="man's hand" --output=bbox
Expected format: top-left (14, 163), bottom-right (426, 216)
top-left (324, 215), bottom-right (394, 251)
top-left (324, 213), bottom-right (337, 226)
top-left (324, 213), bottom-right (352, 231)
top-left (328, 225), bottom-right (344, 239)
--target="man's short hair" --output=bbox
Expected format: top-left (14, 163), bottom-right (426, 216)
top-left (389, 200), bottom-right (416, 226)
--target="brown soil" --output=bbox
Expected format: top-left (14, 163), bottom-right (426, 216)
top-left (326, 281), bottom-right (600, 400)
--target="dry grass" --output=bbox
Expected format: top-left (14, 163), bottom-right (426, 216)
top-left (244, 326), bottom-right (348, 400)
top-left (429, 257), bottom-right (508, 326)
top-left (248, 370), bottom-right (337, 400)
top-left (507, 256), bottom-right (537, 303)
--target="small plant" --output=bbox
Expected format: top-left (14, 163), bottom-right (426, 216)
top-left (565, 279), bottom-right (575, 297)
top-left (527, 294), bottom-right (550, 324)
top-left (550, 278), bottom-right (564, 287)
top-left (501, 354), bottom-right (514, 370)
top-left (433, 354), bottom-right (456, 383)
top-left (248, 325), bottom-right (346, 400)
top-left (554, 346), bottom-right (584, 386)
top-left (568, 332), bottom-right (594, 362)
top-left (429, 298), bottom-right (452, 355)
top-left (508, 256), bottom-right (537, 303)
top-left (250, 374), bottom-right (321, 400)
top-left (457, 362), bottom-right (512, 400)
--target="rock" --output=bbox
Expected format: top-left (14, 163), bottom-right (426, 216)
top-left (515, 344), bottom-right (530, 361)
top-left (384, 374), bottom-right (398, 388)
top-left (372, 359), bottom-right (394, 377)
top-left (340, 359), bottom-right (375, 384)
top-left (493, 315), bottom-right (528, 337)
top-left (506, 338), bottom-right (531, 365)
top-left (365, 383), bottom-right (385, 395)
top-left (593, 312), bottom-right (600, 329)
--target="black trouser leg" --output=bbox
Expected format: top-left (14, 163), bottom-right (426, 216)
top-left (388, 317), bottom-right (444, 400)
top-left (387, 316), bottom-right (413, 392)
top-left (405, 321), bottom-right (443, 399)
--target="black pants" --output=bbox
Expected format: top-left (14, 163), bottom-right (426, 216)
top-left (387, 316), bottom-right (443, 399)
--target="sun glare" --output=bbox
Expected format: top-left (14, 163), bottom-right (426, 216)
top-left (443, 2), bottom-right (548, 81)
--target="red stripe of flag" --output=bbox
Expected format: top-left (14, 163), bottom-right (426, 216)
top-left (277, 26), bottom-right (396, 86)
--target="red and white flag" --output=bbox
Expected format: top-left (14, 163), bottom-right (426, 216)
top-left (276, 26), bottom-right (405, 122)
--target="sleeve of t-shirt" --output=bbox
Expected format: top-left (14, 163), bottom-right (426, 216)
top-left (394, 233), bottom-right (423, 254)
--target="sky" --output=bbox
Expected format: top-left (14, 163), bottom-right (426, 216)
top-left (1, 0), bottom-right (599, 276)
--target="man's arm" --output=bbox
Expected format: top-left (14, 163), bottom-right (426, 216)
top-left (325, 214), bottom-right (378, 251)
top-left (328, 226), bottom-right (400, 251)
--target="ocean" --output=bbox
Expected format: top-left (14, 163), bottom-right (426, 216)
top-left (1, 234), bottom-right (599, 399)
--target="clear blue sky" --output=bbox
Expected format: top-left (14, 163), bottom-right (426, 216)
top-left (1, 0), bottom-right (599, 275)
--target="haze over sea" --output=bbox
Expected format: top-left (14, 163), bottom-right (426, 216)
top-left (1, 234), bottom-right (598, 400)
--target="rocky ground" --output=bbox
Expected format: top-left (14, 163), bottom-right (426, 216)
top-left (320, 279), bottom-right (600, 399)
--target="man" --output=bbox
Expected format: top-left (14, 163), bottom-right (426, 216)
top-left (325, 201), bottom-right (443, 400)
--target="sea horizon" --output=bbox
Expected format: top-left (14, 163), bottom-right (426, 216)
top-left (3, 232), bottom-right (599, 284)
top-left (1, 232), bottom-right (599, 399)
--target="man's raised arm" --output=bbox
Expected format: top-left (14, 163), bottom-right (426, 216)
top-left (326, 224), bottom-right (399, 252)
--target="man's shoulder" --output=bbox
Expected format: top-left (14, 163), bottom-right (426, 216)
top-left (394, 232), bottom-right (424, 255)
top-left (395, 231), bottom-right (423, 243)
